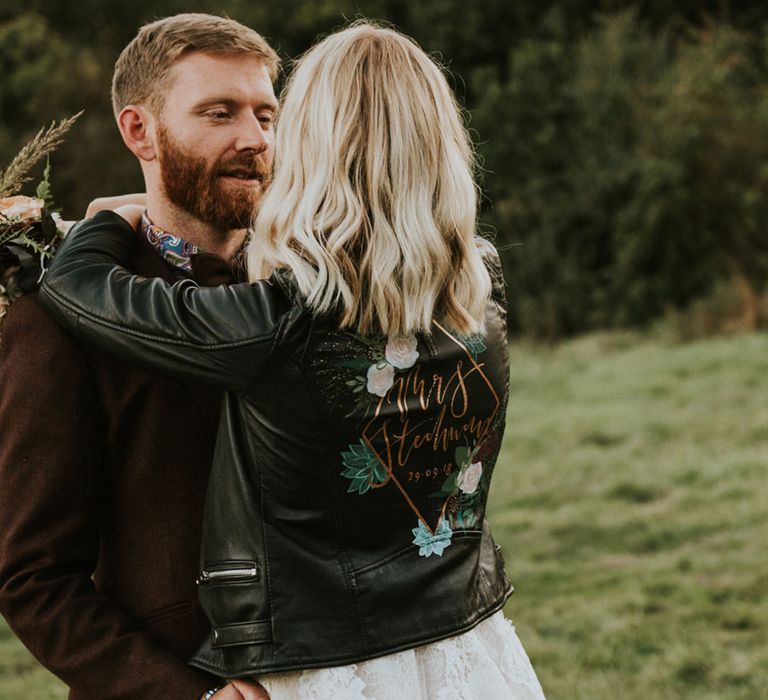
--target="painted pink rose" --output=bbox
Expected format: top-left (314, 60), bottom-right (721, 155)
top-left (385, 334), bottom-right (419, 369)
top-left (458, 461), bottom-right (483, 495)
top-left (366, 363), bottom-right (395, 397)
top-left (0, 195), bottom-right (44, 222)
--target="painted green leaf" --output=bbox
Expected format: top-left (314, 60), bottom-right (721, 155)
top-left (435, 470), bottom-right (459, 497)
top-left (341, 358), bottom-right (373, 370)
top-left (455, 446), bottom-right (472, 469)
top-left (340, 439), bottom-right (387, 495)
top-left (454, 508), bottom-right (480, 530)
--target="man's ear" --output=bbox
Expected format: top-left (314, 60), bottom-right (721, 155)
top-left (116, 105), bottom-right (157, 161)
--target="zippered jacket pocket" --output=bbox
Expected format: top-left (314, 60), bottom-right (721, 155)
top-left (196, 558), bottom-right (271, 652)
top-left (196, 562), bottom-right (259, 585)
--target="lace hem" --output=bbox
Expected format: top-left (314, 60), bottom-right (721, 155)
top-left (260, 612), bottom-right (546, 700)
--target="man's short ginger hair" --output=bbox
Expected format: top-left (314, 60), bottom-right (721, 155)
top-left (111, 13), bottom-right (279, 118)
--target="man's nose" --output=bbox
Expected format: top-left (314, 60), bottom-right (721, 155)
top-left (236, 113), bottom-right (269, 152)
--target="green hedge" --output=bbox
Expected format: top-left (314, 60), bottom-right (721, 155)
top-left (475, 11), bottom-right (768, 337)
top-left (3, 4), bottom-right (768, 338)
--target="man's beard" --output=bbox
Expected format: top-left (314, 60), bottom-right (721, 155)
top-left (156, 124), bottom-right (271, 231)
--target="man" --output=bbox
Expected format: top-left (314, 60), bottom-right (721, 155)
top-left (0, 14), bottom-right (278, 699)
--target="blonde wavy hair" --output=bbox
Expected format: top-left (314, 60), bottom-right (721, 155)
top-left (246, 22), bottom-right (491, 337)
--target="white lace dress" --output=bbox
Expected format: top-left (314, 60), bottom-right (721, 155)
top-left (258, 612), bottom-right (546, 700)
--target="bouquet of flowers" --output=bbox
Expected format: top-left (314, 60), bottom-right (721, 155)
top-left (0, 112), bottom-right (81, 329)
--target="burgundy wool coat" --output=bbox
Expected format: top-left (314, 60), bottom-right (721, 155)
top-left (0, 234), bottom-right (238, 699)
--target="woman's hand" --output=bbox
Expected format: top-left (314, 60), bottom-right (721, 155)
top-left (202, 680), bottom-right (270, 699)
top-left (85, 193), bottom-right (147, 218)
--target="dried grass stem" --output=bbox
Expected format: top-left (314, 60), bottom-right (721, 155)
top-left (0, 112), bottom-right (83, 198)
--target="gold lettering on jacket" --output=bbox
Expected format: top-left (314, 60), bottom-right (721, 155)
top-left (360, 324), bottom-right (500, 532)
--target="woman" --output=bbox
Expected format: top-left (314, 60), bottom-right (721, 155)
top-left (40, 22), bottom-right (546, 700)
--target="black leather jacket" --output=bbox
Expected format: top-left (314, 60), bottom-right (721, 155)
top-left (40, 212), bottom-right (513, 678)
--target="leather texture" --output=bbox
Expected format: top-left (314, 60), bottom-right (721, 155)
top-left (40, 211), bottom-right (514, 678)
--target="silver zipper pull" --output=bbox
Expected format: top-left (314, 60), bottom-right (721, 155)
top-left (196, 565), bottom-right (258, 585)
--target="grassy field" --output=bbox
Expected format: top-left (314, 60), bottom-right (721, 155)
top-left (494, 331), bottom-right (768, 699)
top-left (1, 331), bottom-right (767, 698)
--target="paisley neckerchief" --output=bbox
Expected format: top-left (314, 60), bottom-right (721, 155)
top-left (141, 211), bottom-right (200, 274)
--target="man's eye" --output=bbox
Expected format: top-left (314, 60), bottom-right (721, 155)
top-left (207, 110), bottom-right (230, 120)
top-left (258, 114), bottom-right (274, 127)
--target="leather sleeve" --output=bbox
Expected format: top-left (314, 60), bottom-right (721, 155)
top-left (475, 236), bottom-right (508, 325)
top-left (39, 212), bottom-right (290, 392)
top-left (0, 297), bottom-right (215, 699)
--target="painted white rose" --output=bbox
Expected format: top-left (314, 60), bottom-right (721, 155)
top-left (385, 334), bottom-right (419, 369)
top-left (0, 195), bottom-right (44, 222)
top-left (366, 363), bottom-right (395, 397)
top-left (458, 461), bottom-right (483, 495)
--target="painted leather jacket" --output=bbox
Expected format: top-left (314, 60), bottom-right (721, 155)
top-left (40, 212), bottom-right (513, 678)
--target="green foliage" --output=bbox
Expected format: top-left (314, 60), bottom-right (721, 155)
top-left (0, 11), bottom-right (125, 216)
top-left (3, 2), bottom-right (768, 335)
top-left (475, 11), bottom-right (768, 338)
top-left (34, 159), bottom-right (52, 209)
top-left (341, 439), bottom-right (387, 494)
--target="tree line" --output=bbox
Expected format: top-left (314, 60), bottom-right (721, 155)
top-left (2, 0), bottom-right (768, 338)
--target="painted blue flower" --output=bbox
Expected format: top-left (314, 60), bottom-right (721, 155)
top-left (411, 518), bottom-right (453, 557)
top-left (460, 334), bottom-right (487, 361)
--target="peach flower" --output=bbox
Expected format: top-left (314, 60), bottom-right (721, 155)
top-left (0, 196), bottom-right (44, 222)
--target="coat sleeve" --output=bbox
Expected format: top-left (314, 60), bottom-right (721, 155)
top-left (0, 297), bottom-right (217, 699)
top-left (39, 211), bottom-right (291, 392)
